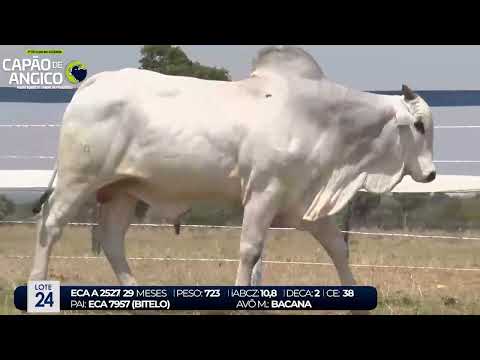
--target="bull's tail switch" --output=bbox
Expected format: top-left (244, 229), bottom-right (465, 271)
top-left (32, 187), bottom-right (54, 214)
top-left (32, 167), bottom-right (57, 214)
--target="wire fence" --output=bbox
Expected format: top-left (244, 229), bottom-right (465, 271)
top-left (2, 155), bottom-right (479, 163)
top-left (1, 122), bottom-right (479, 163)
top-left (2, 254), bottom-right (480, 272)
top-left (1, 221), bottom-right (480, 273)
top-left (2, 220), bottom-right (480, 241)
top-left (3, 124), bottom-right (480, 129)
top-left (2, 124), bottom-right (480, 164)
top-left (1, 122), bottom-right (480, 274)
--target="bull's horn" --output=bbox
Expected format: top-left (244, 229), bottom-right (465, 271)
top-left (402, 84), bottom-right (418, 101)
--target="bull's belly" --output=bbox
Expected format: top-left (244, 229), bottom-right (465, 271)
top-left (132, 176), bottom-right (242, 203)
top-left (103, 165), bottom-right (242, 206)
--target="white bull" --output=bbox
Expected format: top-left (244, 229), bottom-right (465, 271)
top-left (29, 46), bottom-right (436, 290)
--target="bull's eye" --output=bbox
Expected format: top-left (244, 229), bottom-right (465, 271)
top-left (414, 121), bottom-right (425, 135)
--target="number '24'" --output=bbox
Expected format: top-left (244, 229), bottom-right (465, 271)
top-left (35, 291), bottom-right (54, 307)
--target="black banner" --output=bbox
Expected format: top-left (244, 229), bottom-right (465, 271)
top-left (15, 285), bottom-right (377, 312)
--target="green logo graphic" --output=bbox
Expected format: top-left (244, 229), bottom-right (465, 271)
top-left (65, 61), bottom-right (88, 84)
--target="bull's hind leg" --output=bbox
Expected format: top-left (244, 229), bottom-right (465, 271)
top-left (251, 255), bottom-right (264, 285)
top-left (301, 217), bottom-right (369, 315)
top-left (302, 217), bottom-right (356, 286)
top-left (29, 181), bottom-right (93, 281)
top-left (96, 194), bottom-right (137, 285)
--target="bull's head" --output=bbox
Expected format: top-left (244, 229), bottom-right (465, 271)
top-left (396, 84), bottom-right (436, 183)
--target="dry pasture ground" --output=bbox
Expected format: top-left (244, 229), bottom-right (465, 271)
top-left (1, 223), bottom-right (479, 315)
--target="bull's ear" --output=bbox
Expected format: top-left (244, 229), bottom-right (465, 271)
top-left (402, 84), bottom-right (418, 101)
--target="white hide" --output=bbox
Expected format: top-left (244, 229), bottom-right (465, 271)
top-left (57, 46), bottom-right (434, 223)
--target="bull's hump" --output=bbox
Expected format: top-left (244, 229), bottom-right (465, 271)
top-left (251, 46), bottom-right (325, 80)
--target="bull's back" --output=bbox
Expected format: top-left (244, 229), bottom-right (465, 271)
top-left (59, 69), bottom-right (246, 200)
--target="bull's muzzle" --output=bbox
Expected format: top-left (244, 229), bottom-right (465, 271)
top-left (425, 170), bottom-right (436, 183)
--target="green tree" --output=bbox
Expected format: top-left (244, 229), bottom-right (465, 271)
top-left (139, 45), bottom-right (231, 81)
top-left (0, 195), bottom-right (15, 220)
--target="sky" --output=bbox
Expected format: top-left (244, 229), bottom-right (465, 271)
top-left (0, 45), bottom-right (479, 176)
top-left (2, 45), bottom-right (480, 88)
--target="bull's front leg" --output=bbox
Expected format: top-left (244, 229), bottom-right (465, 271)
top-left (235, 183), bottom-right (282, 286)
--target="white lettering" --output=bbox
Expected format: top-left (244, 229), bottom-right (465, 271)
top-left (31, 57), bottom-right (41, 71)
top-left (53, 72), bottom-right (63, 84)
top-left (271, 300), bottom-right (312, 309)
top-left (9, 73), bottom-right (19, 85)
top-left (40, 58), bottom-right (50, 71)
top-left (11, 59), bottom-right (22, 71)
top-left (30, 73), bottom-right (40, 85)
top-left (2, 59), bottom-right (11, 71)
top-left (22, 58), bottom-right (32, 69)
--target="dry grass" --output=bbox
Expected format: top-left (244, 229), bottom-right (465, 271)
top-left (1, 223), bottom-right (479, 315)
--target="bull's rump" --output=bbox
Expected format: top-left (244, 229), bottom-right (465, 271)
top-left (57, 69), bottom-right (254, 201)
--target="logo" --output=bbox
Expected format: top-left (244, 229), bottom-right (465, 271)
top-left (27, 281), bottom-right (60, 313)
top-left (65, 60), bottom-right (87, 84)
top-left (1, 49), bottom-right (87, 89)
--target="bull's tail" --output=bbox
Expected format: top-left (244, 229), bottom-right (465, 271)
top-left (32, 167), bottom-right (58, 214)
